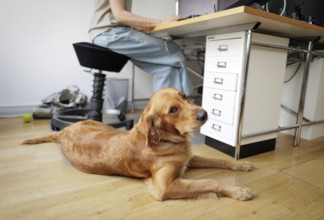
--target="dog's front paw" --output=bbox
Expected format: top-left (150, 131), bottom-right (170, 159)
top-left (232, 187), bottom-right (255, 201)
top-left (232, 161), bottom-right (254, 172)
top-left (240, 161), bottom-right (254, 171)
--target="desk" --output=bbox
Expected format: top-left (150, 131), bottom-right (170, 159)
top-left (149, 6), bottom-right (324, 39)
top-left (149, 6), bottom-right (324, 160)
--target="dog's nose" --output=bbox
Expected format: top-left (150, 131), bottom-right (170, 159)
top-left (196, 109), bottom-right (208, 122)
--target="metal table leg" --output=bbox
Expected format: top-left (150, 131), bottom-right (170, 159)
top-left (294, 41), bottom-right (314, 146)
top-left (235, 30), bottom-right (253, 161)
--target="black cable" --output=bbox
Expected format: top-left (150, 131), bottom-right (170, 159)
top-left (284, 62), bottom-right (302, 83)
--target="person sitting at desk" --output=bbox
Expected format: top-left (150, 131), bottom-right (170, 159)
top-left (88, 0), bottom-right (193, 95)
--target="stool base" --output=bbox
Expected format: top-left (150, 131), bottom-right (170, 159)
top-left (51, 109), bottom-right (134, 131)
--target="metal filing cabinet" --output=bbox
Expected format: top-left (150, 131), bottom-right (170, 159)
top-left (201, 31), bottom-right (289, 158)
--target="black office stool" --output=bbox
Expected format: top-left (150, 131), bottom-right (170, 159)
top-left (51, 42), bottom-right (134, 131)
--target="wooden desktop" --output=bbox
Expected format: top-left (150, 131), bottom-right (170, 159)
top-left (149, 6), bottom-right (324, 39)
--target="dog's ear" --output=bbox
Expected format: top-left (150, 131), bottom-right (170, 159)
top-left (143, 113), bottom-right (154, 147)
top-left (137, 110), bottom-right (163, 147)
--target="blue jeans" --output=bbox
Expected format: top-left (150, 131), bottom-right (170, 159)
top-left (93, 27), bottom-right (193, 95)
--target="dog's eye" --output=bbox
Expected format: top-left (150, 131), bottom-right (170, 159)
top-left (169, 107), bottom-right (178, 114)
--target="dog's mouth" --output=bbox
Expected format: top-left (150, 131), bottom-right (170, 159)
top-left (175, 128), bottom-right (184, 136)
top-left (175, 127), bottom-right (189, 137)
top-left (176, 124), bottom-right (202, 137)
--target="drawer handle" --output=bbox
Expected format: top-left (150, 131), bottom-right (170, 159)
top-left (217, 62), bottom-right (227, 68)
top-left (213, 93), bottom-right (223, 101)
top-left (213, 78), bottom-right (224, 84)
top-left (218, 45), bottom-right (228, 51)
top-left (212, 124), bottom-right (222, 132)
top-left (212, 109), bottom-right (221, 116)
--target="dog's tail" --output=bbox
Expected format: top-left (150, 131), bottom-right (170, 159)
top-left (22, 133), bottom-right (59, 145)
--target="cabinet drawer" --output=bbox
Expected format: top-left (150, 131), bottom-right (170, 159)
top-left (205, 56), bottom-right (242, 73)
top-left (204, 105), bottom-right (235, 124)
top-left (202, 87), bottom-right (236, 109)
top-left (206, 37), bottom-right (244, 57)
top-left (201, 118), bottom-right (234, 141)
top-left (204, 72), bottom-right (238, 91)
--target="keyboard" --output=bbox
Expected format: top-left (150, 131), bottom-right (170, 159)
top-left (178, 14), bottom-right (201, 21)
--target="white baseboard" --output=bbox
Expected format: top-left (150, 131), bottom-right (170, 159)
top-left (0, 105), bottom-right (38, 117)
top-left (0, 100), bottom-right (148, 118)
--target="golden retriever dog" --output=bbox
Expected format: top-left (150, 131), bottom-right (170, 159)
top-left (23, 88), bottom-right (254, 201)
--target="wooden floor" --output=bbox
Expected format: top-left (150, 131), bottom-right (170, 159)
top-left (0, 117), bottom-right (323, 220)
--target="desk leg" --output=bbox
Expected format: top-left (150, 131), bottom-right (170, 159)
top-left (294, 41), bottom-right (313, 146)
top-left (235, 30), bottom-right (253, 161)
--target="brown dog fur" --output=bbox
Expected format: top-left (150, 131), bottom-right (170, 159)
top-left (23, 88), bottom-right (254, 201)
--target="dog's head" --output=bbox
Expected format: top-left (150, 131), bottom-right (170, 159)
top-left (136, 88), bottom-right (208, 146)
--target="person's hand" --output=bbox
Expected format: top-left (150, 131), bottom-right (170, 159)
top-left (161, 15), bottom-right (182, 24)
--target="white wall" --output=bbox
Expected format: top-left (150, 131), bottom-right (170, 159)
top-left (0, 0), bottom-right (176, 116)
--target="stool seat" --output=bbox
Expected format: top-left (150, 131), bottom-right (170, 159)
top-left (51, 42), bottom-right (134, 131)
top-left (73, 42), bottom-right (129, 72)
